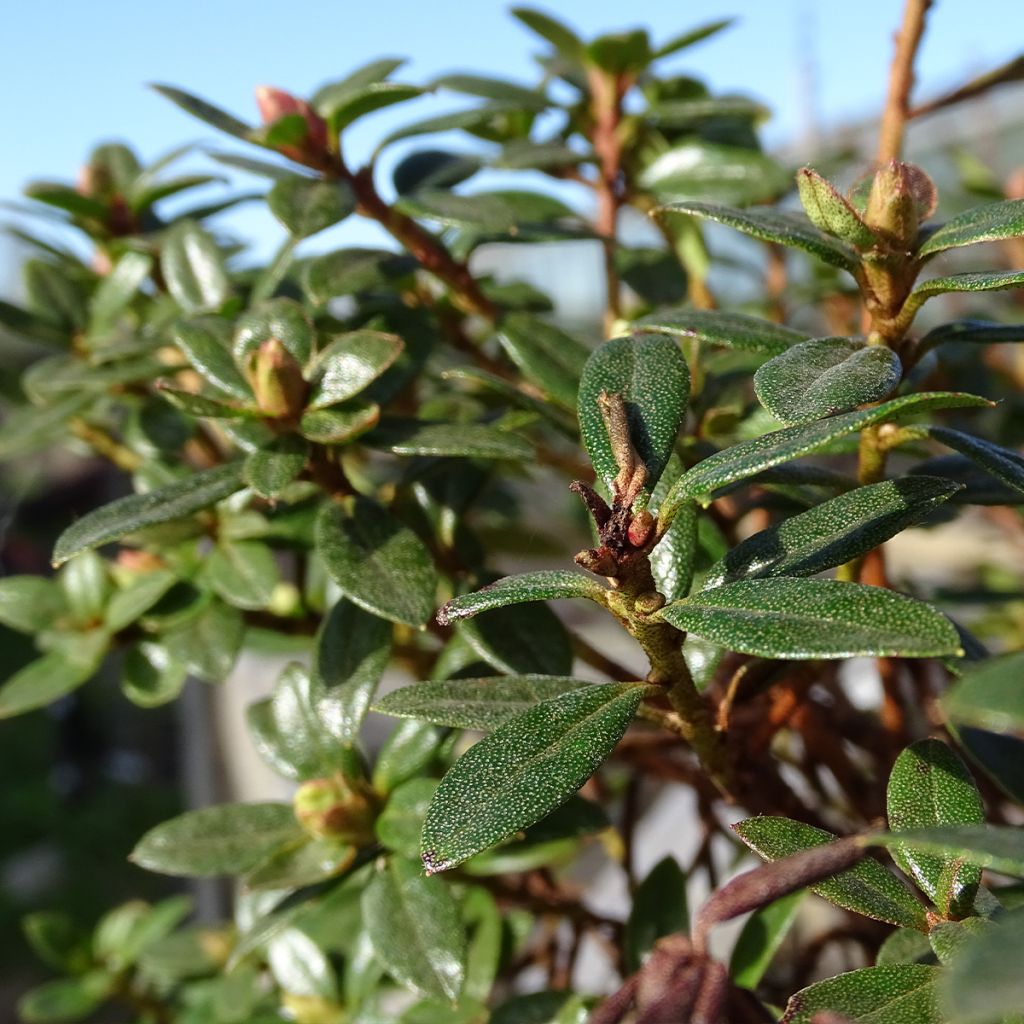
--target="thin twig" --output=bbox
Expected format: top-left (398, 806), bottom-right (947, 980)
top-left (876, 0), bottom-right (934, 165)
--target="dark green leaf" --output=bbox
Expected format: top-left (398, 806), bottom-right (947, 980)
top-left (151, 83), bottom-right (253, 139)
top-left (754, 337), bottom-right (901, 424)
top-left (867, 825), bottom-right (1024, 877)
top-left (438, 571), bottom-right (604, 625)
top-left (362, 856), bottom-right (466, 1002)
top-left (887, 740), bottom-right (984, 917)
top-left (943, 651), bottom-right (1024, 735)
top-left (459, 600), bottom-right (573, 676)
top-left (308, 331), bottom-right (404, 408)
top-left (131, 802), bottom-right (303, 877)
top-left (510, 7), bottom-right (584, 57)
top-left (122, 642), bottom-right (187, 708)
top-left (311, 57), bottom-right (405, 108)
top-left (17, 973), bottom-right (113, 1024)
top-left (364, 419), bottom-right (533, 460)
top-left (657, 200), bottom-right (860, 272)
top-left (624, 856), bottom-right (689, 973)
top-left (268, 176), bottom-right (356, 238)
top-left (796, 168), bottom-right (877, 248)
top-left (920, 319), bottom-right (1024, 350)
top-left (729, 890), bottom-right (805, 989)
top-left (376, 778), bottom-right (439, 859)
top-left (160, 220), bottom-right (230, 313)
top-left (315, 498), bottom-right (437, 628)
top-left (53, 463), bottom-right (244, 565)
top-left (734, 816), bottom-right (928, 930)
top-left (162, 599), bottom-right (244, 682)
top-left (780, 964), bottom-right (941, 1024)
top-left (373, 720), bottom-right (442, 794)
top-left (105, 570), bottom-right (178, 632)
top-left (205, 539), bottom-right (279, 610)
top-left (907, 270), bottom-right (1024, 317)
top-left (952, 726), bottom-right (1024, 806)
top-left (392, 150), bottom-right (482, 195)
top-left (654, 18), bottom-right (734, 58)
top-left (302, 248), bottom-right (416, 305)
top-left (379, 103), bottom-right (531, 149)
top-left (929, 426), bottom-right (1024, 495)
top-left (89, 251), bottom-right (153, 332)
top-left (701, 477), bottom-right (960, 589)
top-left (324, 82), bottom-right (423, 132)
top-left (267, 927), bottom-right (338, 999)
top-left (233, 297), bottom-right (315, 366)
top-left (0, 639), bottom-right (107, 719)
top-left (22, 912), bottom-right (90, 974)
top-left (585, 30), bottom-right (651, 74)
top-left (433, 74), bottom-right (546, 109)
top-left (919, 198), bottom-right (1024, 258)
top-left (642, 143), bottom-right (789, 207)
top-left (634, 307), bottom-right (809, 355)
top-left (0, 576), bottom-right (68, 633)
top-left (299, 402), bottom-right (380, 443)
top-left (578, 333), bottom-right (690, 497)
top-left (373, 676), bottom-right (589, 730)
top-left (0, 297), bottom-right (70, 346)
top-left (420, 682), bottom-right (647, 873)
top-left (171, 318), bottom-right (252, 400)
top-left (244, 436), bottom-right (308, 499)
top-left (876, 928), bottom-right (936, 966)
top-left (648, 95), bottom-right (769, 127)
top-left (660, 578), bottom-right (961, 659)
top-left (24, 181), bottom-right (108, 221)
top-left (497, 313), bottom-right (589, 409)
top-left (396, 189), bottom-right (575, 232)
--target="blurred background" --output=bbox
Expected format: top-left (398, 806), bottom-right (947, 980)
top-left (2, 0), bottom-right (1023, 1016)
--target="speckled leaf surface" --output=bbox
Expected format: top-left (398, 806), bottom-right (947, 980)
top-left (299, 402), bottom-right (380, 443)
top-left (656, 200), bottom-right (860, 271)
top-left (160, 220), bottom-right (230, 313)
top-left (243, 437), bottom-right (307, 499)
top-left (458, 601), bottom-right (573, 676)
top-left (306, 330), bottom-right (403, 409)
top-left (734, 816), bottom-right (928, 930)
top-left (53, 463), bottom-right (244, 565)
top-left (172, 318), bottom-right (252, 400)
top-left (753, 337), bottom-right (901, 424)
top-left (437, 571), bottom-right (604, 625)
top-left (361, 856), bottom-right (465, 1003)
top-left (420, 682), bottom-right (647, 873)
top-left (634, 308), bottom-right (810, 355)
top-left (373, 676), bottom-right (591, 730)
top-left (867, 825), bottom-right (1024, 878)
top-left (364, 419), bottom-right (532, 460)
top-left (659, 578), bottom-right (961, 659)
top-left (781, 964), bottom-right (941, 1024)
top-left (886, 741), bottom-right (984, 917)
top-left (943, 651), bottom-right (1024, 735)
top-left (701, 477), bottom-right (960, 589)
top-left (929, 426), bottom-right (1024, 495)
top-left (577, 333), bottom-right (690, 497)
top-left (624, 856), bottom-right (689, 973)
top-left (651, 496), bottom-right (698, 603)
top-left (375, 778), bottom-right (439, 859)
top-left (268, 176), bottom-right (356, 238)
top-left (920, 319), bottom-right (1024, 349)
top-left (919, 198), bottom-right (1024, 257)
top-left (496, 314), bottom-right (589, 410)
top-left (796, 168), bottom-right (877, 247)
top-left (907, 270), bottom-right (1024, 317)
top-left (660, 391), bottom-right (989, 519)
top-left (315, 498), bottom-right (438, 628)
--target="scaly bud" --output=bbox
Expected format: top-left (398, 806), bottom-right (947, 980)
top-left (864, 160), bottom-right (937, 249)
top-left (255, 85), bottom-right (329, 162)
top-left (248, 338), bottom-right (308, 419)
top-left (293, 775), bottom-right (376, 843)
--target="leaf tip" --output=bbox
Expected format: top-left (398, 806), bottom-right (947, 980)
top-left (420, 849), bottom-right (452, 875)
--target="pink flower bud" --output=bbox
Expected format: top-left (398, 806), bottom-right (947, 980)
top-left (255, 85), bottom-right (328, 157)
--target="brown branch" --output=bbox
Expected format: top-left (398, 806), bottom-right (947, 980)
top-left (876, 0), bottom-right (934, 165)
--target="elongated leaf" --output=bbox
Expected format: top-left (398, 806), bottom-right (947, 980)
top-left (929, 426), bottom-right (1024, 495)
top-left (920, 319), bottom-right (1024, 350)
top-left (734, 816), bottom-right (928, 930)
top-left (433, 74), bottom-right (546, 109)
top-left (754, 337), bottom-right (901, 424)
top-left (943, 651), bottom-right (1024, 735)
top-left (907, 270), bottom-right (1024, 317)
top-left (268, 176), bottom-right (355, 238)
top-left (421, 682), bottom-right (647, 873)
top-left (729, 890), bottom-right (805, 989)
top-left (459, 600), bottom-right (572, 676)
top-left (649, 96), bottom-right (766, 126)
top-left (325, 82), bottom-right (423, 132)
top-left (315, 497), bottom-right (437, 628)
top-left (438, 571), bottom-right (604, 625)
top-left (206, 539), bottom-right (279, 609)
top-left (633, 308), bottom-right (809, 355)
top-left (919, 198), bottom-right (1024, 258)
top-left (303, 247), bottom-right (416, 304)
top-left (661, 578), bottom-right (960, 659)
top-left (867, 825), bottom-right (1024, 877)
top-left (312, 57), bottom-right (406, 109)
top-left (307, 330), bottom-right (404, 408)
top-left (654, 18), bottom-right (734, 57)
top-left (53, 463), bottom-right (243, 565)
top-left (496, 313), bottom-right (589, 409)
top-left (393, 149), bottom-right (482, 195)
top-left (701, 477), bottom-right (960, 589)
top-left (641, 143), bottom-right (790, 207)
top-left (796, 167), bottom-right (877, 248)
top-left (171, 317), bottom-right (252, 399)
top-left (578, 333), bottom-right (690, 498)
top-left (887, 740), bottom-right (984, 917)
top-left (373, 720), bottom-right (442, 795)
top-left (267, 926), bottom-right (338, 999)
top-left (122, 642), bottom-right (187, 708)
top-left (657, 200), bottom-right (860, 272)
top-left (131, 802), bottom-right (302, 877)
top-left (160, 220), bottom-right (230, 313)
top-left (373, 676), bottom-right (589, 730)
top-left (376, 779), bottom-right (439, 859)
top-left (0, 577), bottom-right (68, 634)
top-left (0, 641), bottom-right (107, 719)
top-left (105, 570), bottom-right (178, 632)
top-left (661, 391), bottom-right (990, 519)
top-left (151, 83), bottom-right (253, 139)
top-left (378, 103), bottom-right (530, 149)
top-left (89, 251), bottom-right (153, 332)
top-left (161, 599), bottom-right (243, 683)
top-left (362, 856), bottom-right (466, 1003)
top-left (365, 419), bottom-right (532, 460)
top-left (781, 964), bottom-right (942, 1024)
top-left (877, 928), bottom-right (936, 967)
top-left (510, 7), bottom-right (584, 57)
top-left (624, 856), bottom-right (689, 973)
top-left (299, 402), bottom-right (380, 443)
top-left (18, 973), bottom-right (114, 1024)
top-left (156, 383), bottom-right (251, 418)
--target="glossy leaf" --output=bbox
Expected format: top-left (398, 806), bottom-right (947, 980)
top-left (510, 7), bottom-right (584, 57)
top-left (701, 477), bottom-right (960, 589)
top-left (907, 270), bottom-right (1024, 317)
top-left (754, 337), bottom-right (901, 424)
top-left (162, 599), bottom-right (244, 682)
top-left (307, 331), bottom-right (404, 408)
top-left (919, 198), bottom-right (1024, 257)
top-left (244, 436), bottom-right (308, 499)
top-left (657, 200), bottom-right (860, 272)
top-left (578, 333), bottom-right (690, 498)
top-left (302, 247), bottom-right (416, 304)
top-left (0, 642), bottom-right (107, 719)
top-left (267, 927), bottom-right (338, 999)
top-left (867, 825), bottom-right (1024, 877)
top-left (156, 383), bottom-right (252, 418)
top-left (459, 600), bottom-right (573, 676)
top-left (929, 426), bottom-right (1024, 495)
top-left (121, 642), bottom-right (187, 708)
top-left (920, 319), bottom-right (1024, 350)
top-left (160, 220), bottom-right (230, 313)
top-left (315, 498), bottom-right (437, 627)
top-left (420, 682), bottom-right (647, 872)
top-left (780, 964), bottom-right (941, 1024)
top-left (299, 402), bottom-right (380, 443)
top-left (362, 856), bottom-right (466, 1003)
top-left (246, 837), bottom-right (354, 891)
top-left (496, 314), bottom-right (589, 409)
top-left (634, 308), bottom-right (809, 355)
top-left (0, 576), bottom-right (68, 634)
top-left (172, 317), bottom-right (253, 400)
top-left (233, 297), bottom-right (315, 366)
top-left (206, 539), bottom-right (279, 609)
top-left (624, 856), bottom-right (689, 973)
top-left (268, 176), bottom-right (356, 238)
top-left (365, 419), bottom-right (533, 460)
top-left (376, 778), bottom-right (439, 859)
top-left (796, 168), bottom-right (877, 247)
top-left (323, 82), bottom-right (423, 132)
top-left (373, 720), bottom-right (443, 795)
top-left (729, 890), bottom-right (805, 989)
top-left (438, 571), bottom-right (604, 625)
top-left (373, 676), bottom-right (590, 730)
top-left (89, 250), bottom-right (153, 332)
top-left (943, 651), bottom-right (1024, 735)
top-left (734, 816), bottom-right (928, 930)
top-left (53, 464), bottom-right (244, 565)
top-left (131, 802), bottom-right (303, 877)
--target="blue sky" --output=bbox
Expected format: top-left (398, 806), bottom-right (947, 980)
top-left (2, 0), bottom-right (1021, 257)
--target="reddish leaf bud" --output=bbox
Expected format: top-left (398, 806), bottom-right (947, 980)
top-left (255, 85), bottom-right (328, 157)
top-left (248, 338), bottom-right (309, 420)
top-left (627, 509), bottom-right (655, 548)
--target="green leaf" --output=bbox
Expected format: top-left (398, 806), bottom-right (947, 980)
top-left (729, 890), bottom-right (805, 989)
top-left (268, 176), bottom-right (356, 238)
top-left (578, 333), bottom-right (690, 498)
top-left (205, 539), bottom-right (279, 610)
top-left (634, 308), bottom-right (809, 355)
top-left (887, 740), bottom-right (985, 917)
top-left (780, 964), bottom-right (941, 1024)
top-left (0, 640), bottom-right (107, 719)
top-left (929, 426), bottom-right (1024, 495)
top-left (122, 642), bottom-right (187, 708)
top-left (160, 220), bottom-right (230, 313)
top-left (156, 383), bottom-right (252, 418)
top-left (299, 402), bottom-right (380, 443)
top-left (24, 181), bottom-right (108, 222)
top-left (647, 95), bottom-right (769, 127)
top-left (796, 168), bottom-right (877, 248)
top-left (433, 74), bottom-right (545, 109)
top-left (151, 83), bottom-right (253, 139)
top-left (22, 912), bottom-right (90, 974)
top-left (60, 550), bottom-right (111, 621)
top-left (660, 578), bottom-right (961, 659)
top-left (162, 599), bottom-right (244, 683)
top-left (362, 856), bottom-right (466, 1003)
top-left (244, 436), bottom-right (308, 499)
top-left (462, 887), bottom-right (503, 1003)
top-left (171, 317), bottom-right (253, 400)
top-left (907, 270), bottom-right (1024, 317)
top-left (314, 599), bottom-right (392, 746)
top-left (373, 720), bottom-right (442, 795)
top-left (0, 576), bottom-right (67, 634)
top-left (311, 57), bottom-right (405, 107)
top-left (246, 837), bottom-right (353, 891)
top-left (654, 18), bottom-right (734, 57)
top-left (624, 856), bottom-right (689, 973)
top-left (233, 297), bottom-right (315, 366)
top-left (373, 676), bottom-right (589, 730)
top-left (952, 726), bottom-right (1024, 807)
top-left (754, 337), bottom-right (901, 424)
top-left (323, 82), bottom-right (423, 132)
top-left (376, 778), bottom-right (439, 859)
top-left (661, 392), bottom-right (990, 517)
top-left (17, 973), bottom-right (113, 1024)
top-left (53, 463), bottom-right (244, 565)
top-left (641, 143), bottom-right (790, 207)
top-left (420, 682), bottom-right (647, 872)
top-left (867, 825), bottom-right (1024, 877)
top-left (307, 330), bottom-right (404, 408)
top-left (105, 569), bottom-right (178, 632)
top-left (701, 477), bottom-right (960, 589)
top-left (585, 30), bottom-right (651, 75)
top-left (734, 816), bottom-right (929, 930)
top-left (919, 198), bottom-right (1024, 258)
top-left (877, 928), bottom-right (936, 966)
top-left (459, 601), bottom-right (573, 676)
top-left (267, 926), bottom-right (338, 999)
top-left (496, 314), bottom-right (589, 409)
top-left (396, 189), bottom-right (575, 233)
top-left (364, 419), bottom-right (533, 460)
top-left (302, 247), bottom-right (416, 305)
top-left (920, 319), bottom-right (1024, 350)
top-left (94, 896), bottom-right (192, 970)
top-left (510, 7), bottom-right (584, 57)
top-left (657, 200), bottom-right (860, 272)
top-left (943, 651), bottom-right (1024, 735)
top-left (315, 498), bottom-right (437, 628)
top-left (392, 150), bottom-right (482, 195)
top-left (438, 571), bottom-right (604, 625)
top-left (131, 802), bottom-right (302, 877)
top-left (89, 251), bottom-right (153, 332)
